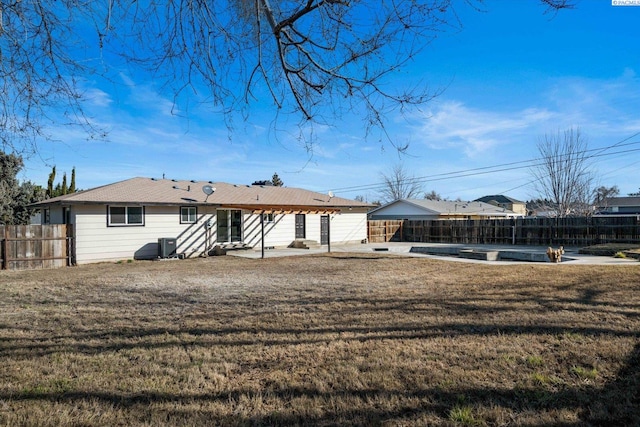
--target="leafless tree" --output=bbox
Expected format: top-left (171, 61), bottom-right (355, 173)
top-left (379, 163), bottom-right (423, 202)
top-left (592, 185), bottom-right (619, 206)
top-left (0, 1), bottom-right (574, 154)
top-left (424, 190), bottom-right (444, 201)
top-left (530, 127), bottom-right (595, 217)
top-left (0, 2), bottom-right (103, 154)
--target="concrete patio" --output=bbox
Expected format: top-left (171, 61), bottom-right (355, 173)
top-left (227, 242), bottom-right (640, 265)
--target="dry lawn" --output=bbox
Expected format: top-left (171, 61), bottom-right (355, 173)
top-left (0, 253), bottom-right (639, 426)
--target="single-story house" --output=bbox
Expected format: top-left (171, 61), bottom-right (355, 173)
top-left (367, 199), bottom-right (519, 220)
top-left (474, 195), bottom-right (527, 216)
top-left (526, 203), bottom-right (559, 218)
top-left (30, 177), bottom-right (374, 264)
top-left (595, 196), bottom-right (640, 216)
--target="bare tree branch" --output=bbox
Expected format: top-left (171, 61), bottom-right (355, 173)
top-left (379, 163), bottom-right (424, 202)
top-left (530, 128), bottom-right (595, 217)
top-left (0, 0), bottom-right (575, 154)
top-left (0, 1), bottom-right (107, 154)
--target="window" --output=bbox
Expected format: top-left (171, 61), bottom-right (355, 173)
top-left (262, 213), bottom-right (274, 223)
top-left (181, 206), bottom-right (197, 224)
top-left (43, 208), bottom-right (50, 224)
top-left (108, 206), bottom-right (144, 226)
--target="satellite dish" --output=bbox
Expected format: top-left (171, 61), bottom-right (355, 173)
top-left (202, 185), bottom-right (216, 202)
top-left (328, 191), bottom-right (334, 199)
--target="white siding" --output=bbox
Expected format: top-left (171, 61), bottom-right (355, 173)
top-left (243, 211), bottom-right (368, 247)
top-left (242, 213), bottom-right (296, 248)
top-left (73, 205), bottom-right (217, 264)
top-left (326, 212), bottom-right (369, 244)
top-left (71, 205), bottom-right (369, 264)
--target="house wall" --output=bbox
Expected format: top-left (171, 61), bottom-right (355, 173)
top-left (243, 211), bottom-right (367, 247)
top-left (71, 205), bottom-right (215, 264)
top-left (243, 213), bottom-right (294, 247)
top-left (69, 205), bottom-right (368, 264)
top-left (327, 210), bottom-right (370, 243)
top-left (49, 206), bottom-right (66, 224)
top-left (603, 206), bottom-right (640, 215)
top-left (510, 203), bottom-right (527, 216)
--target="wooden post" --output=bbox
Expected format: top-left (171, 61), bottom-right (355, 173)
top-left (1, 226), bottom-right (7, 270)
top-left (66, 224), bottom-right (75, 266)
top-left (260, 213), bottom-right (265, 259)
top-left (327, 214), bottom-right (331, 253)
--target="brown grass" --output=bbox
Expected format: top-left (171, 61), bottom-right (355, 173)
top-left (0, 253), bottom-right (639, 426)
top-left (579, 243), bottom-right (640, 257)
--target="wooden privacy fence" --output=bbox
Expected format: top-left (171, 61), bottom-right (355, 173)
top-left (1, 225), bottom-right (73, 270)
top-left (368, 217), bottom-right (640, 246)
top-left (367, 220), bottom-right (404, 243)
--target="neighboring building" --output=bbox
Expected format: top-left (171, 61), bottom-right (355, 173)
top-left (368, 199), bottom-right (519, 220)
top-left (595, 196), bottom-right (640, 216)
top-left (526, 200), bottom-right (560, 217)
top-left (30, 177), bottom-right (373, 264)
top-left (474, 195), bottom-right (527, 216)
top-left (527, 206), bottom-right (558, 218)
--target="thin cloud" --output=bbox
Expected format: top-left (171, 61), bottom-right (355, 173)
top-left (83, 88), bottom-right (112, 108)
top-left (411, 71), bottom-right (640, 162)
top-left (414, 101), bottom-right (555, 157)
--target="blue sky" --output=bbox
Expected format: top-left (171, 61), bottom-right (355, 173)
top-left (20, 1), bottom-right (640, 203)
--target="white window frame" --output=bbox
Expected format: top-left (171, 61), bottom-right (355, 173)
top-left (181, 206), bottom-right (197, 224)
top-left (262, 213), bottom-right (274, 223)
top-left (108, 206), bottom-right (145, 226)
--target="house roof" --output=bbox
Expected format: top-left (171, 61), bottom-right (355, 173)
top-left (369, 199), bottom-right (517, 217)
top-left (601, 196), bottom-right (640, 207)
top-left (474, 195), bottom-right (524, 205)
top-left (31, 177), bottom-right (374, 212)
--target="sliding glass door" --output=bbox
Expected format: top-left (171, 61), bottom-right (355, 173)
top-left (216, 210), bottom-right (243, 243)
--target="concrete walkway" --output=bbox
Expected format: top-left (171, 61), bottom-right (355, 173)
top-left (227, 242), bottom-right (639, 265)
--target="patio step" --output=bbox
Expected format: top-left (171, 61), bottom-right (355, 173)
top-left (208, 243), bottom-right (252, 256)
top-left (288, 239), bottom-right (320, 249)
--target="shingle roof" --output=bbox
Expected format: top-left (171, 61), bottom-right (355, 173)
top-left (602, 196), bottom-right (640, 207)
top-left (474, 195), bottom-right (524, 204)
top-left (31, 177), bottom-right (373, 210)
top-left (405, 199), bottom-right (515, 215)
top-left (369, 199), bottom-right (517, 216)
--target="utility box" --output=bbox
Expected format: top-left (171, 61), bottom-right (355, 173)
top-left (158, 238), bottom-right (177, 259)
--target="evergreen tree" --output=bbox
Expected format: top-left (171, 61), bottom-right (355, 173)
top-left (0, 151), bottom-right (45, 224)
top-left (13, 182), bottom-right (46, 225)
top-left (0, 152), bottom-right (22, 224)
top-left (70, 167), bottom-right (76, 193)
top-left (271, 173), bottom-right (284, 187)
top-left (47, 166), bottom-right (56, 198)
top-left (47, 166), bottom-right (77, 197)
top-left (61, 172), bottom-right (68, 195)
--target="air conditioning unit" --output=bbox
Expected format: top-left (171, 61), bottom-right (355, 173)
top-left (158, 238), bottom-right (177, 259)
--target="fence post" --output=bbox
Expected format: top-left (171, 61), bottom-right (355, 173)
top-left (1, 226), bottom-right (7, 270)
top-left (66, 224), bottom-right (74, 266)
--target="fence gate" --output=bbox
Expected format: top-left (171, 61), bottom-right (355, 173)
top-left (1, 225), bottom-right (73, 270)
